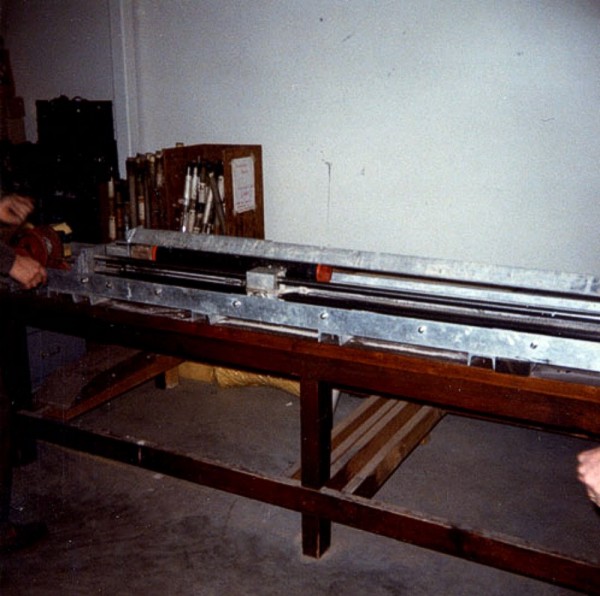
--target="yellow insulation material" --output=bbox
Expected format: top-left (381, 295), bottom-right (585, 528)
top-left (178, 362), bottom-right (300, 397)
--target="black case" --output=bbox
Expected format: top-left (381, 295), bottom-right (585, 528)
top-left (35, 96), bottom-right (119, 242)
top-left (36, 95), bottom-right (116, 156)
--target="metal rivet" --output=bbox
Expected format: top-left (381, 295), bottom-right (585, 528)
top-left (418, 325), bottom-right (426, 334)
top-left (320, 311), bottom-right (329, 320)
top-left (530, 342), bottom-right (538, 350)
top-left (232, 299), bottom-right (242, 308)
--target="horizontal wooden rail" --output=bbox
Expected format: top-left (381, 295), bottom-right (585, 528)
top-left (17, 412), bottom-right (600, 594)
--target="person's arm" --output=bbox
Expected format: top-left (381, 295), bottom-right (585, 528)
top-left (0, 194), bottom-right (47, 288)
top-left (578, 446), bottom-right (600, 506)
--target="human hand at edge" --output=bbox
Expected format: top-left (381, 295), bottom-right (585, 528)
top-left (0, 194), bottom-right (34, 226)
top-left (578, 446), bottom-right (600, 506)
top-left (9, 253), bottom-right (47, 289)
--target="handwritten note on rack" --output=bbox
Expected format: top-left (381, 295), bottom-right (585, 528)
top-left (231, 156), bottom-right (256, 214)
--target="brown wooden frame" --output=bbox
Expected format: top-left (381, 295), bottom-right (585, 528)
top-left (9, 293), bottom-right (600, 593)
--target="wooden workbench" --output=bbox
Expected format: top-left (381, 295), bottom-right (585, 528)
top-left (6, 292), bottom-right (600, 593)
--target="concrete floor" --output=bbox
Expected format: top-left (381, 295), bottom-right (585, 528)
top-left (1, 377), bottom-right (599, 595)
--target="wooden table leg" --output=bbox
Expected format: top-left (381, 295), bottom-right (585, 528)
top-left (300, 376), bottom-right (333, 557)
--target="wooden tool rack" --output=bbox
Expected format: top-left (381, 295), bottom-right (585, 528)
top-left (6, 292), bottom-right (600, 593)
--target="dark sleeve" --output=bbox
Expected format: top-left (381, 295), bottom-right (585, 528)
top-left (0, 241), bottom-right (15, 276)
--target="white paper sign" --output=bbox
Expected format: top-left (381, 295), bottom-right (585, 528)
top-left (231, 156), bottom-right (256, 214)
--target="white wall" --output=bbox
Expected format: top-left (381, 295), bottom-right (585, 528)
top-left (2, 0), bottom-right (113, 138)
top-left (4, 0), bottom-right (600, 274)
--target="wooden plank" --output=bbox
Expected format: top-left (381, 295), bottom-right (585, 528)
top-left (331, 396), bottom-right (397, 458)
top-left (331, 394), bottom-right (391, 447)
top-left (291, 395), bottom-right (444, 500)
top-left (288, 394), bottom-right (392, 480)
top-left (327, 400), bottom-right (422, 490)
top-left (34, 347), bottom-right (183, 421)
top-left (343, 406), bottom-right (444, 497)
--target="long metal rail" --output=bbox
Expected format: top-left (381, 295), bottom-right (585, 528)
top-left (41, 229), bottom-right (600, 375)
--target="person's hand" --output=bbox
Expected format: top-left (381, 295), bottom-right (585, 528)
top-left (0, 194), bottom-right (34, 226)
top-left (9, 253), bottom-right (47, 289)
top-left (578, 446), bottom-right (600, 506)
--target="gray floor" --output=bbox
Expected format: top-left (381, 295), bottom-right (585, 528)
top-left (1, 377), bottom-right (599, 595)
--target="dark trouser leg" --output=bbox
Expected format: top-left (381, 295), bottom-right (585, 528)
top-left (0, 297), bottom-right (30, 525)
top-left (0, 368), bottom-right (12, 524)
top-left (0, 298), bottom-right (47, 550)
